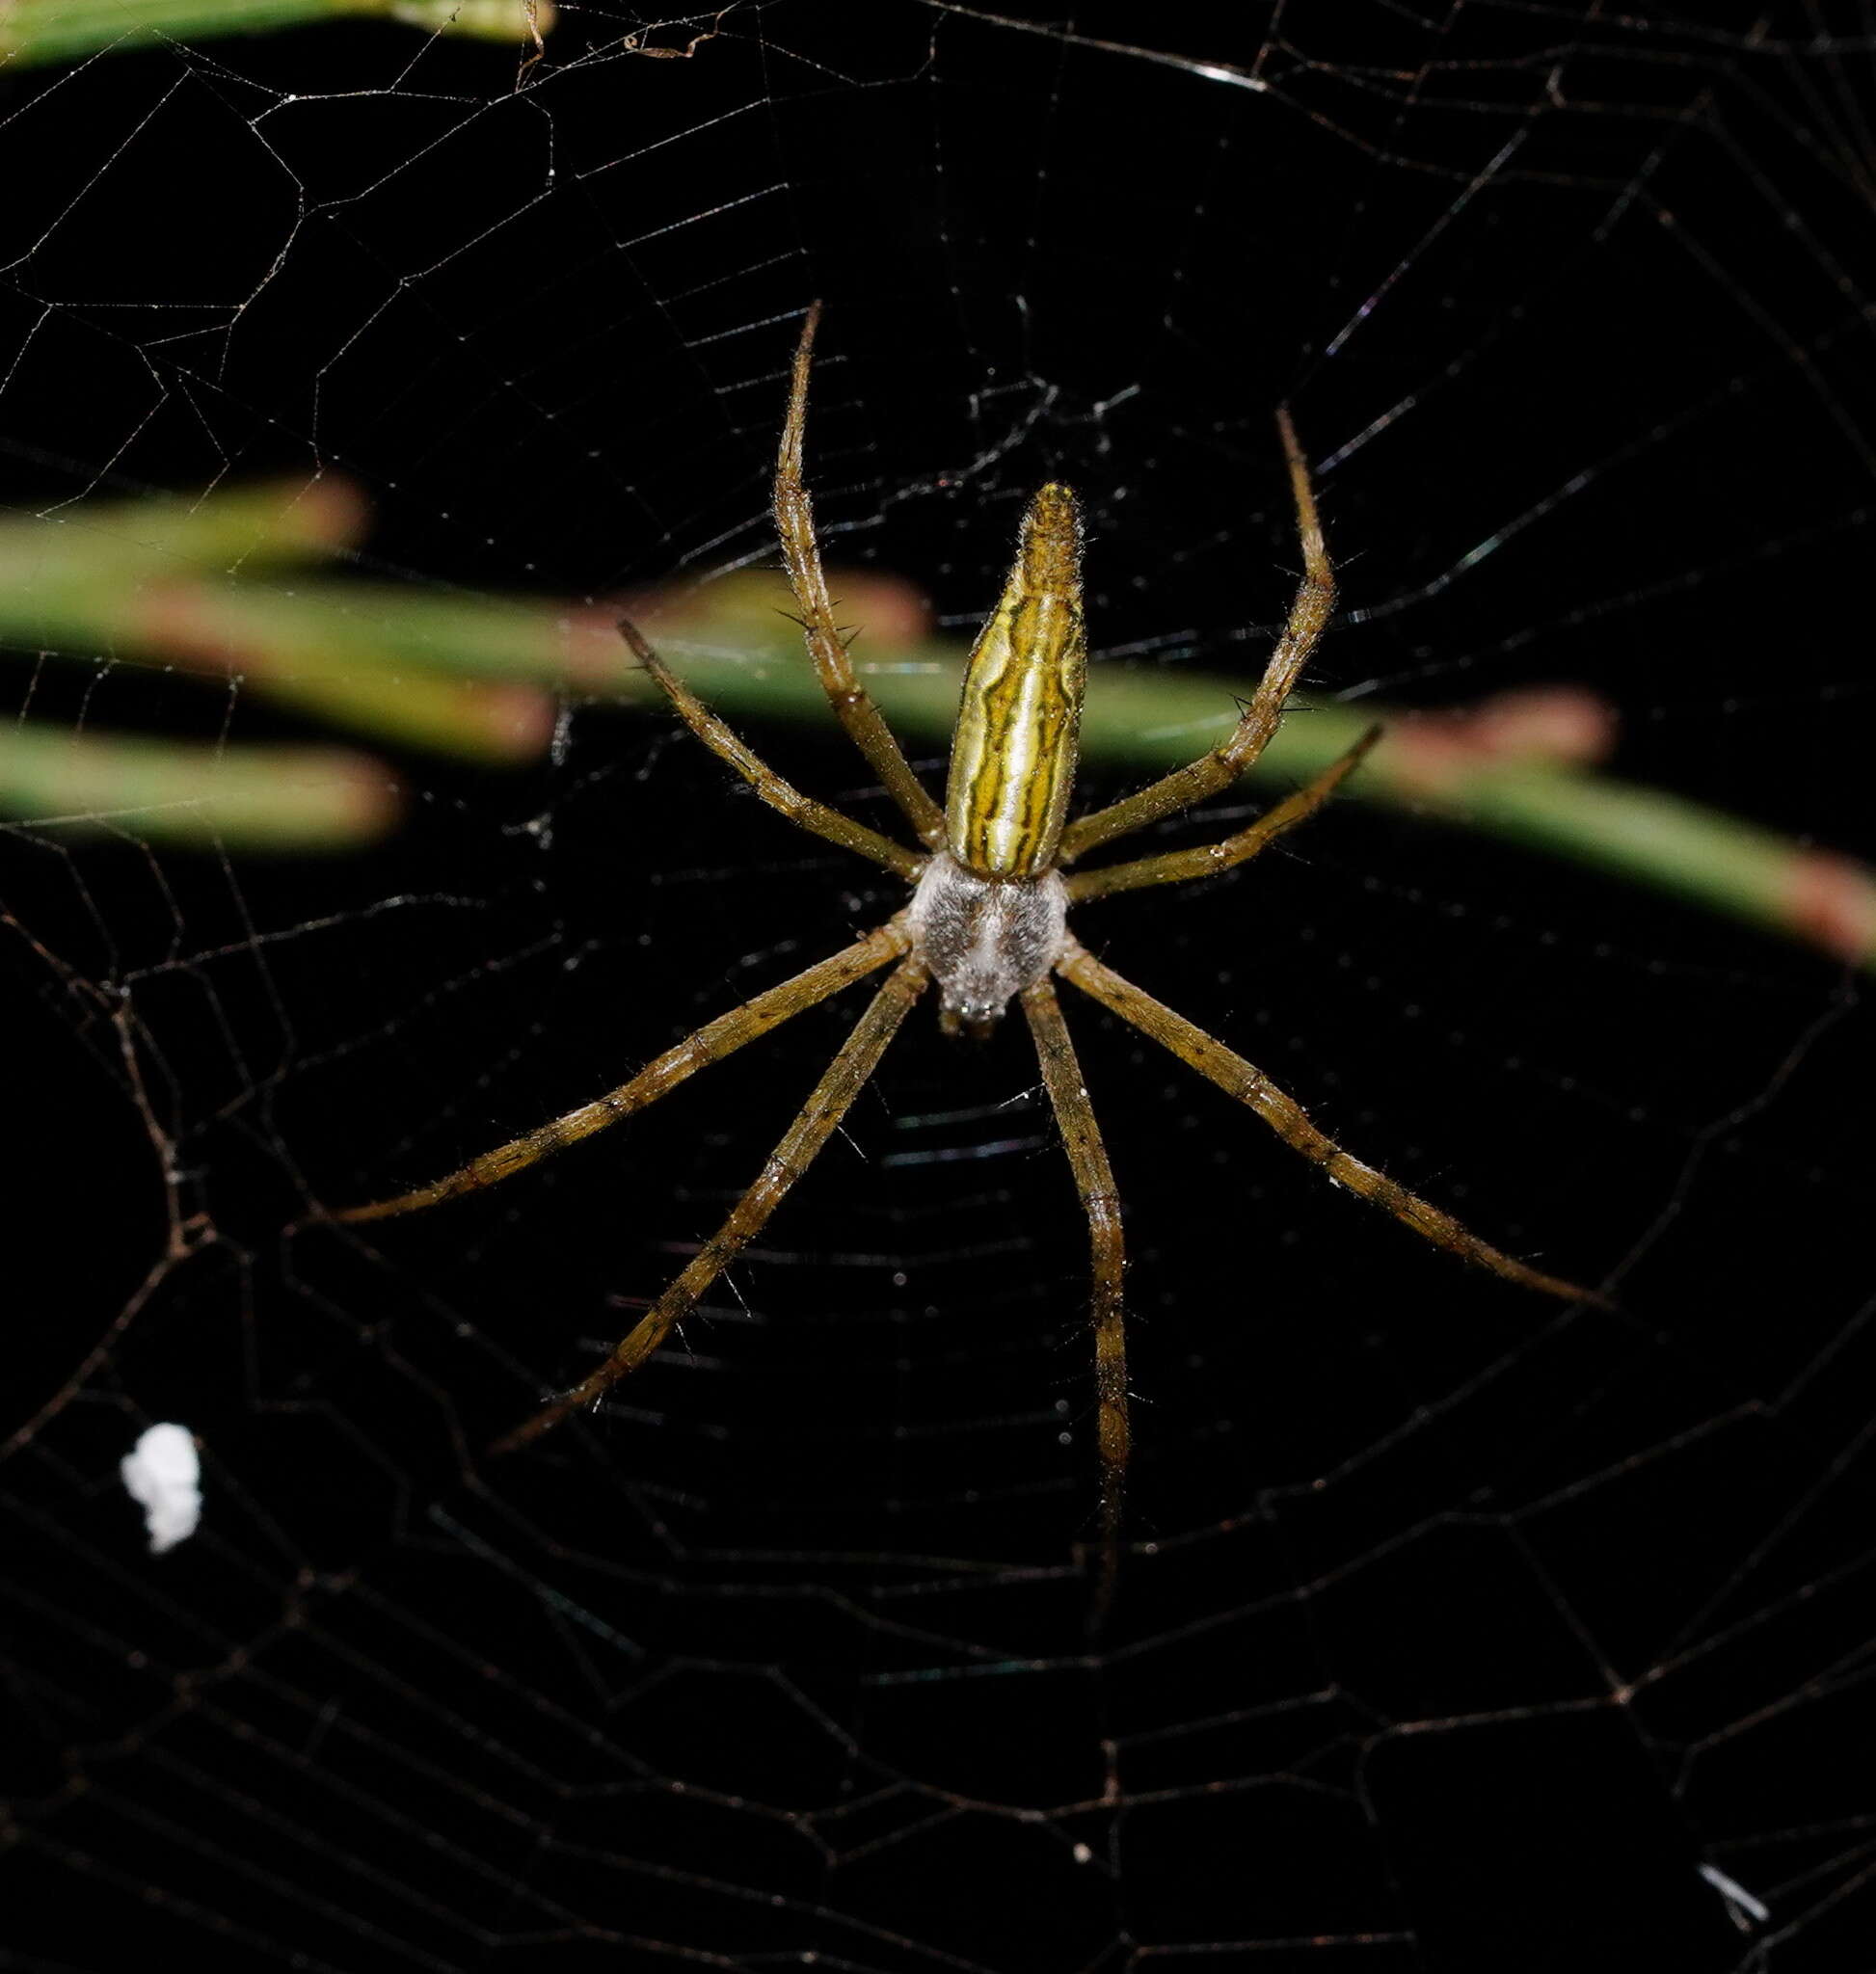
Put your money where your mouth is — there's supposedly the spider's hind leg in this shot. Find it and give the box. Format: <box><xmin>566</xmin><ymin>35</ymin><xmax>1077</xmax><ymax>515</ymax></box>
<box><xmin>1065</xmin><ymin>724</ymin><xmax>1381</xmax><ymax>905</ymax></box>
<box><xmin>1059</xmin><ymin>406</ymin><xmax>1336</xmax><ymax>866</ymax></box>
<box><xmin>623</xmin><ymin>618</ymin><xmax>924</xmax><ymax>880</ymax></box>
<box><xmin>772</xmin><ymin>303</ymin><xmax>948</xmax><ymax>849</ymax></box>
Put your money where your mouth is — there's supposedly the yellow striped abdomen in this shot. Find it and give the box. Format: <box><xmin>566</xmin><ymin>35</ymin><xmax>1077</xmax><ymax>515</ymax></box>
<box><xmin>943</xmin><ymin>482</ymin><xmax>1086</xmax><ymax>878</ymax></box>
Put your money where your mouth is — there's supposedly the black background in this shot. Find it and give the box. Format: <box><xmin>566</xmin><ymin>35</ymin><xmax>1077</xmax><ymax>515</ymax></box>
<box><xmin>3</xmin><ymin>6</ymin><xmax>1872</xmax><ymax>1970</ymax></box>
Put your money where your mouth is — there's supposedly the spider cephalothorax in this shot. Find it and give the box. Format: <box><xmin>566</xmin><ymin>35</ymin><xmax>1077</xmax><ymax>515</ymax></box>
<box><xmin>332</xmin><ymin>303</ymin><xmax>1602</xmax><ymax>1607</ymax></box>
<box><xmin>909</xmin><ymin>852</ymin><xmax>1068</xmax><ymax>1039</ymax></box>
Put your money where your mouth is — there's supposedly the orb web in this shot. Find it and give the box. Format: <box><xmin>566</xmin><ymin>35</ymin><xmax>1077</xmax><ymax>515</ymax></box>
<box><xmin>3</xmin><ymin>7</ymin><xmax>1871</xmax><ymax>1967</ymax></box>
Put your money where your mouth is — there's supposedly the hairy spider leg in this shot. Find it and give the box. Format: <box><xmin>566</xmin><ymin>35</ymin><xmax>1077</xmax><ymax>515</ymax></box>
<box><xmin>332</xmin><ymin>919</ymin><xmax>912</xmax><ymax>1221</ymax></box>
<box><xmin>1059</xmin><ymin>407</ymin><xmax>1335</xmax><ymax>864</ymax></box>
<box><xmin>775</xmin><ymin>303</ymin><xmax>947</xmax><ymax>847</ymax></box>
<box><xmin>493</xmin><ymin>953</ymin><xmax>928</xmax><ymax>1453</ymax></box>
<box><xmin>1066</xmin><ymin>725</ymin><xmax>1382</xmax><ymax>903</ymax></box>
<box><xmin>623</xmin><ymin>619</ymin><xmax>924</xmax><ymax>880</ymax></box>
<box><xmin>1021</xmin><ymin>976</ymin><xmax>1128</xmax><ymax>1617</ymax></box>
<box><xmin>1056</xmin><ymin>938</ymin><xmax>1608</xmax><ymax>1308</ymax></box>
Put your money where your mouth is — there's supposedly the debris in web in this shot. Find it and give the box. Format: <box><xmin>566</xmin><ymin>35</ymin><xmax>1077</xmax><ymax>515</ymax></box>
<box><xmin>120</xmin><ymin>1423</ymin><xmax>201</xmax><ymax>1555</ymax></box>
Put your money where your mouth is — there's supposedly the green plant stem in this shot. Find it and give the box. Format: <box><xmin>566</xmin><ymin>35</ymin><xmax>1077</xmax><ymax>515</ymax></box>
<box><xmin>0</xmin><ymin>0</ymin><xmax>548</xmax><ymax>62</ymax></box>
<box><xmin>840</xmin><ymin>650</ymin><xmax>1875</xmax><ymax>969</ymax></box>
<box><xmin>0</xmin><ymin>489</ymin><xmax>1867</xmax><ymax>964</ymax></box>
<box><xmin>0</xmin><ymin>725</ymin><xmax>397</xmax><ymax>848</ymax></box>
<box><xmin>6</xmin><ymin>572</ymin><xmax>555</xmax><ymax>761</ymax></box>
<box><xmin>0</xmin><ymin>479</ymin><xmax>366</xmax><ymax>582</ymax></box>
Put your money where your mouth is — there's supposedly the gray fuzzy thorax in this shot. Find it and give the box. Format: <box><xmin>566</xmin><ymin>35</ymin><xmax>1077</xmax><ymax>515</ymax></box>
<box><xmin>908</xmin><ymin>852</ymin><xmax>1069</xmax><ymax>1036</ymax></box>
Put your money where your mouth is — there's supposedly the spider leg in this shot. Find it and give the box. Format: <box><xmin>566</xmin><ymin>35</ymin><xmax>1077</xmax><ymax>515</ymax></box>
<box><xmin>1066</xmin><ymin>725</ymin><xmax>1381</xmax><ymax>904</ymax></box>
<box><xmin>1056</xmin><ymin>938</ymin><xmax>1610</xmax><ymax>1309</ymax></box>
<box><xmin>1059</xmin><ymin>407</ymin><xmax>1335</xmax><ymax>865</ymax></box>
<box><xmin>1021</xmin><ymin>977</ymin><xmax>1128</xmax><ymax>1618</ymax></box>
<box><xmin>492</xmin><ymin>952</ymin><xmax>927</xmax><ymax>1454</ymax></box>
<box><xmin>774</xmin><ymin>303</ymin><xmax>948</xmax><ymax>849</ymax></box>
<box><xmin>624</xmin><ymin>618</ymin><xmax>924</xmax><ymax>880</ymax></box>
<box><xmin>329</xmin><ymin>917</ymin><xmax>912</xmax><ymax>1223</ymax></box>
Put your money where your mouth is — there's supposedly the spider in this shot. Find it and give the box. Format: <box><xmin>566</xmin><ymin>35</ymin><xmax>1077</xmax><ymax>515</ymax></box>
<box><xmin>335</xmin><ymin>304</ymin><xmax>1600</xmax><ymax>1581</ymax></box>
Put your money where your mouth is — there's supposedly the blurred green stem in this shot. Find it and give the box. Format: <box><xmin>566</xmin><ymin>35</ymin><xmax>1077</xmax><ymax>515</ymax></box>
<box><xmin>0</xmin><ymin>724</ymin><xmax>397</xmax><ymax>847</ymax></box>
<box><xmin>0</xmin><ymin>481</ymin><xmax>1868</xmax><ymax>968</ymax></box>
<box><xmin>0</xmin><ymin>478</ymin><xmax>365</xmax><ymax>581</ymax></box>
<box><xmin>0</xmin><ymin>0</ymin><xmax>549</xmax><ymax>63</ymax></box>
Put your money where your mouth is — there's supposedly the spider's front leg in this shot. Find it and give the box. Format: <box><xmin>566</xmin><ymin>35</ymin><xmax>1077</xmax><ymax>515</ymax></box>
<box><xmin>1056</xmin><ymin>937</ymin><xmax>1609</xmax><ymax>1309</ymax></box>
<box><xmin>1022</xmin><ymin>977</ymin><xmax>1129</xmax><ymax>1617</ymax></box>
<box><xmin>491</xmin><ymin>954</ymin><xmax>928</xmax><ymax>1454</ymax></box>
<box><xmin>329</xmin><ymin>918</ymin><xmax>913</xmax><ymax>1223</ymax></box>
